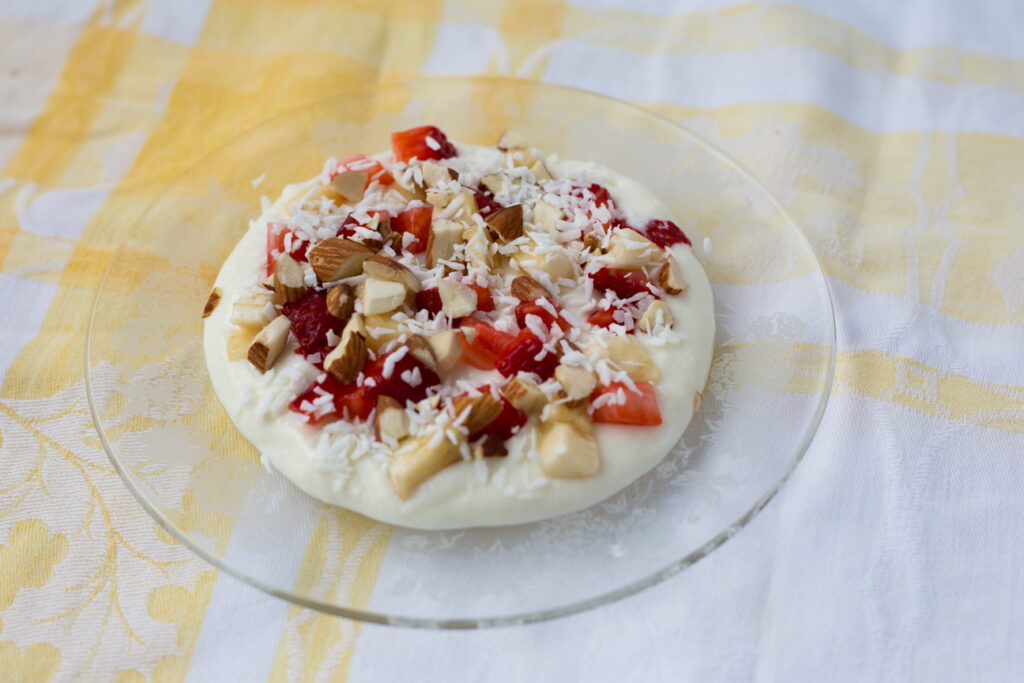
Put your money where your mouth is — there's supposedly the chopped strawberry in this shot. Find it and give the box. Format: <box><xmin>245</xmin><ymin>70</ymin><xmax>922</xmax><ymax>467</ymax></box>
<box><xmin>591</xmin><ymin>381</ymin><xmax>662</xmax><ymax>426</ymax></box>
<box><xmin>471</xmin><ymin>393</ymin><xmax>527</xmax><ymax>442</ymax></box>
<box><xmin>290</xmin><ymin>374</ymin><xmax>374</xmax><ymax>423</ymax></box>
<box><xmin>363</xmin><ymin>350</ymin><xmax>440</xmax><ymax>405</ymax></box>
<box><xmin>473</xmin><ymin>190</ymin><xmax>503</xmax><ymax>217</ymax></box>
<box><xmin>468</xmin><ymin>283</ymin><xmax>495</xmax><ymax>312</ymax></box>
<box><xmin>391</xmin><ymin>125</ymin><xmax>457</xmax><ymax>163</ymax></box>
<box><xmin>458</xmin><ymin>318</ymin><xmax>516</xmax><ymax>370</ymax></box>
<box><xmin>515</xmin><ymin>300</ymin><xmax>571</xmax><ymax>333</ymax></box>
<box><xmin>391</xmin><ymin>205</ymin><xmax>433</xmax><ymax>253</ymax></box>
<box><xmin>337</xmin><ymin>153</ymin><xmax>394</xmax><ymax>187</ymax></box>
<box><xmin>495</xmin><ymin>329</ymin><xmax>558</xmax><ymax>380</ymax></box>
<box><xmin>266</xmin><ymin>222</ymin><xmax>308</xmax><ymax>276</ymax></box>
<box><xmin>282</xmin><ymin>290</ymin><xmax>345</xmax><ymax>357</ymax></box>
<box><xmin>643</xmin><ymin>219</ymin><xmax>691</xmax><ymax>248</ymax></box>
<box><xmin>589</xmin><ymin>267</ymin><xmax>654</xmax><ymax>299</ymax></box>
<box><xmin>586</xmin><ymin>306</ymin><xmax>635</xmax><ymax>332</ymax></box>
<box><xmin>338</xmin><ymin>209</ymin><xmax>390</xmax><ymax>240</ymax></box>
<box><xmin>415</xmin><ymin>287</ymin><xmax>443</xmax><ymax>316</ymax></box>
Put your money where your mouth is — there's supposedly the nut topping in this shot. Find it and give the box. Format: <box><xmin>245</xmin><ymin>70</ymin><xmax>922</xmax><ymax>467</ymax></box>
<box><xmin>485</xmin><ymin>204</ymin><xmax>524</xmax><ymax>242</ymax></box>
<box><xmin>361</xmin><ymin>277</ymin><xmax>407</xmax><ymax>315</ymax></box>
<box><xmin>374</xmin><ymin>395</ymin><xmax>410</xmax><ymax>442</ymax></box>
<box><xmin>323</xmin><ymin>313</ymin><xmax>367</xmax><ymax>383</ymax></box>
<box><xmin>554</xmin><ymin>364</ymin><xmax>597</xmax><ymax>401</ymax></box>
<box><xmin>407</xmin><ymin>334</ymin><xmax>439</xmax><ymax>373</ymax></box>
<box><xmin>497</xmin><ymin>128</ymin><xmax>530</xmax><ymax>151</ymax></box>
<box><xmin>202</xmin><ymin>288</ymin><xmax>221</xmax><ymax>318</ymax></box>
<box><xmin>451</xmin><ymin>393</ymin><xmax>504</xmax><ymax>434</ymax></box>
<box><xmin>426</xmin><ymin>330</ymin><xmax>463</xmax><ymax>372</ymax></box>
<box><xmin>501</xmin><ymin>375</ymin><xmax>546</xmax><ymax>414</ymax></box>
<box><xmin>247</xmin><ymin>316</ymin><xmax>291</xmax><ymax>374</ymax></box>
<box><xmin>509</xmin><ymin>275</ymin><xmax>548</xmax><ymax>302</ymax></box>
<box><xmin>307</xmin><ymin>237</ymin><xmax>375</xmax><ymax>283</ymax></box>
<box><xmin>426</xmin><ymin>218</ymin><xmax>464</xmax><ymax>268</ymax></box>
<box><xmin>388</xmin><ymin>429</ymin><xmax>462</xmax><ymax>500</ymax></box>
<box><xmin>362</xmin><ymin>255</ymin><xmax>421</xmax><ymax>292</ymax></box>
<box><xmin>325</xmin><ymin>283</ymin><xmax>355</xmax><ymax>320</ymax></box>
<box><xmin>272</xmin><ymin>252</ymin><xmax>306</xmax><ymax>303</ymax></box>
<box><xmin>658</xmin><ymin>255</ymin><xmax>688</xmax><ymax>295</ymax></box>
<box><xmin>637</xmin><ymin>300</ymin><xmax>674</xmax><ymax>332</ymax></box>
<box><xmin>532</xmin><ymin>199</ymin><xmax>561</xmax><ymax>232</ymax></box>
<box><xmin>329</xmin><ymin>170</ymin><xmax>368</xmax><ymax>203</ymax></box>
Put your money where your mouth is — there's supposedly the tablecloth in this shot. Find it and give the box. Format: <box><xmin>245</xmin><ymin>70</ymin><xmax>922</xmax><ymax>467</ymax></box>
<box><xmin>1</xmin><ymin>0</ymin><xmax>1022</xmax><ymax>680</ymax></box>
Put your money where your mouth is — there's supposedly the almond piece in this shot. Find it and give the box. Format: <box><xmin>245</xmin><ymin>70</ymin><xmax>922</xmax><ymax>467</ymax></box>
<box><xmin>202</xmin><ymin>288</ymin><xmax>221</xmax><ymax>318</ymax></box>
<box><xmin>501</xmin><ymin>375</ymin><xmax>547</xmax><ymax>414</ymax></box>
<box><xmin>451</xmin><ymin>393</ymin><xmax>503</xmax><ymax>434</ymax></box>
<box><xmin>607</xmin><ymin>227</ymin><xmax>662</xmax><ymax>269</ymax></box>
<box><xmin>361</xmin><ymin>277</ymin><xmax>407</xmax><ymax>315</ymax></box>
<box><xmin>325</xmin><ymin>282</ymin><xmax>355</xmax><ymax>320</ymax></box>
<box><xmin>231</xmin><ymin>292</ymin><xmax>272</xmax><ymax>326</ymax></box>
<box><xmin>555</xmin><ymin>364</ymin><xmax>597</xmax><ymax>401</ymax></box>
<box><xmin>497</xmin><ymin>128</ymin><xmax>530</xmax><ymax>151</ymax></box>
<box><xmin>473</xmin><ymin>436</ymin><xmax>507</xmax><ymax>460</ymax></box>
<box><xmin>693</xmin><ymin>391</ymin><xmax>702</xmax><ymax>413</ymax></box>
<box><xmin>362</xmin><ymin>255</ymin><xmax>421</xmax><ymax>292</ymax></box>
<box><xmin>247</xmin><ymin>316</ymin><xmax>291</xmax><ymax>373</ymax></box>
<box><xmin>273</xmin><ymin>252</ymin><xmax>306</xmax><ymax>303</ymax></box>
<box><xmin>582</xmin><ymin>233</ymin><xmax>604</xmax><ymax>253</ymax></box>
<box><xmin>480</xmin><ymin>173</ymin><xmax>505</xmax><ymax>194</ymax></box>
<box><xmin>425</xmin><ymin>189</ymin><xmax>455</xmax><ymax>209</ymax></box>
<box><xmin>324</xmin><ymin>313</ymin><xmax>367</xmax><ymax>383</ymax></box>
<box><xmin>407</xmin><ymin>334</ymin><xmax>439</xmax><ymax>373</ymax></box>
<box><xmin>420</xmin><ymin>162</ymin><xmax>458</xmax><ymax>188</ymax></box>
<box><xmin>438</xmin><ymin>279</ymin><xmax>478</xmax><ymax>318</ymax></box>
<box><xmin>658</xmin><ymin>255</ymin><xmax>688</xmax><ymax>295</ymax></box>
<box><xmin>530</xmin><ymin>160</ymin><xmax>553</xmax><ymax>181</ymax></box>
<box><xmin>363</xmin><ymin>313</ymin><xmax>402</xmax><ymax>352</ymax></box>
<box><xmin>637</xmin><ymin>300</ymin><xmax>674</xmax><ymax>333</ymax></box>
<box><xmin>307</xmin><ymin>237</ymin><xmax>375</xmax><ymax>283</ymax></box>
<box><xmin>426</xmin><ymin>218</ymin><xmax>464</xmax><ymax>268</ymax></box>
<box><xmin>538</xmin><ymin>419</ymin><xmax>600</xmax><ymax>479</ymax></box>
<box><xmin>374</xmin><ymin>395</ymin><xmax>410</xmax><ymax>442</ymax></box>
<box><xmin>485</xmin><ymin>204</ymin><xmax>524</xmax><ymax>242</ymax></box>
<box><xmin>388</xmin><ymin>430</ymin><xmax>462</xmax><ymax>500</ymax></box>
<box><xmin>532</xmin><ymin>199</ymin><xmax>562</xmax><ymax>232</ymax></box>
<box><xmin>330</xmin><ymin>170</ymin><xmax>368</xmax><ymax>203</ymax></box>
<box><xmin>426</xmin><ymin>330</ymin><xmax>462</xmax><ymax>372</ymax></box>
<box><xmin>510</xmin><ymin>275</ymin><xmax>549</xmax><ymax>302</ymax></box>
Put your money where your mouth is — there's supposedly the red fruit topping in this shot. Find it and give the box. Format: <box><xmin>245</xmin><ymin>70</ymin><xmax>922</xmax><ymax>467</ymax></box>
<box><xmin>515</xmin><ymin>300</ymin><xmax>571</xmax><ymax>333</ymax></box>
<box><xmin>458</xmin><ymin>318</ymin><xmax>516</xmax><ymax>370</ymax></box>
<box><xmin>338</xmin><ymin>153</ymin><xmax>394</xmax><ymax>187</ymax></box>
<box><xmin>591</xmin><ymin>381</ymin><xmax>662</xmax><ymax>426</ymax></box>
<box><xmin>282</xmin><ymin>290</ymin><xmax>345</xmax><ymax>357</ymax></box>
<box><xmin>467</xmin><ymin>283</ymin><xmax>495</xmax><ymax>312</ymax></box>
<box><xmin>363</xmin><ymin>350</ymin><xmax>441</xmax><ymax>405</ymax></box>
<box><xmin>391</xmin><ymin>125</ymin><xmax>457</xmax><ymax>163</ymax></box>
<box><xmin>415</xmin><ymin>287</ymin><xmax>443</xmax><ymax>316</ymax></box>
<box><xmin>290</xmin><ymin>374</ymin><xmax>374</xmax><ymax>423</ymax></box>
<box><xmin>473</xmin><ymin>190</ymin><xmax>503</xmax><ymax>217</ymax></box>
<box><xmin>589</xmin><ymin>267</ymin><xmax>654</xmax><ymax>299</ymax></box>
<box><xmin>391</xmin><ymin>205</ymin><xmax>433</xmax><ymax>253</ymax></box>
<box><xmin>338</xmin><ymin>209</ymin><xmax>390</xmax><ymax>240</ymax></box>
<box><xmin>586</xmin><ymin>306</ymin><xmax>635</xmax><ymax>332</ymax></box>
<box><xmin>495</xmin><ymin>329</ymin><xmax>558</xmax><ymax>380</ymax></box>
<box><xmin>471</xmin><ymin>393</ymin><xmax>527</xmax><ymax>442</ymax></box>
<box><xmin>643</xmin><ymin>219</ymin><xmax>691</xmax><ymax>248</ymax></box>
<box><xmin>266</xmin><ymin>222</ymin><xmax>309</xmax><ymax>276</ymax></box>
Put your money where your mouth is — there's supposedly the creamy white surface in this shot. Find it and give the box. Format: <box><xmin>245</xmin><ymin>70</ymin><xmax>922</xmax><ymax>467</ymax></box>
<box><xmin>203</xmin><ymin>148</ymin><xmax>715</xmax><ymax>529</ymax></box>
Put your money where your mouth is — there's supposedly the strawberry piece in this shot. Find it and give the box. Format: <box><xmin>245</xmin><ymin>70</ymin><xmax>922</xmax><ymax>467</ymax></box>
<box><xmin>515</xmin><ymin>300</ymin><xmax>571</xmax><ymax>333</ymax></box>
<box><xmin>586</xmin><ymin>306</ymin><xmax>636</xmax><ymax>332</ymax></box>
<box><xmin>363</xmin><ymin>350</ymin><xmax>440</xmax><ymax>405</ymax></box>
<box><xmin>468</xmin><ymin>283</ymin><xmax>495</xmax><ymax>312</ymax></box>
<box><xmin>290</xmin><ymin>374</ymin><xmax>375</xmax><ymax>423</ymax></box>
<box><xmin>391</xmin><ymin>125</ymin><xmax>457</xmax><ymax>163</ymax></box>
<box><xmin>392</xmin><ymin>205</ymin><xmax>432</xmax><ymax>253</ymax></box>
<box><xmin>473</xmin><ymin>190</ymin><xmax>503</xmax><ymax>217</ymax></box>
<box><xmin>643</xmin><ymin>219</ymin><xmax>691</xmax><ymax>248</ymax></box>
<box><xmin>415</xmin><ymin>287</ymin><xmax>443</xmax><ymax>316</ymax></box>
<box><xmin>281</xmin><ymin>290</ymin><xmax>345</xmax><ymax>357</ymax></box>
<box><xmin>458</xmin><ymin>318</ymin><xmax>516</xmax><ymax>370</ymax></box>
<box><xmin>589</xmin><ymin>267</ymin><xmax>653</xmax><ymax>299</ymax></box>
<box><xmin>338</xmin><ymin>153</ymin><xmax>394</xmax><ymax>187</ymax></box>
<box><xmin>495</xmin><ymin>329</ymin><xmax>558</xmax><ymax>380</ymax></box>
<box><xmin>266</xmin><ymin>222</ymin><xmax>309</xmax><ymax>276</ymax></box>
<box><xmin>470</xmin><ymin>393</ymin><xmax>527</xmax><ymax>442</ymax></box>
<box><xmin>591</xmin><ymin>382</ymin><xmax>662</xmax><ymax>426</ymax></box>
<box><xmin>338</xmin><ymin>209</ymin><xmax>390</xmax><ymax>240</ymax></box>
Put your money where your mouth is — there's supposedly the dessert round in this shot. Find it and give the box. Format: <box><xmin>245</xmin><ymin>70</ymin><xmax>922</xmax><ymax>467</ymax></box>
<box><xmin>202</xmin><ymin>125</ymin><xmax>715</xmax><ymax>529</ymax></box>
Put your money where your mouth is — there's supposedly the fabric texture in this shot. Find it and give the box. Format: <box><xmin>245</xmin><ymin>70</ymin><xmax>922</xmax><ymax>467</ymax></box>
<box><xmin>1</xmin><ymin>0</ymin><xmax>1022</xmax><ymax>680</ymax></box>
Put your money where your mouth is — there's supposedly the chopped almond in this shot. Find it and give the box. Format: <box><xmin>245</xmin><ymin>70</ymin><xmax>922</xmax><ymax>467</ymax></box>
<box><xmin>273</xmin><ymin>252</ymin><xmax>306</xmax><ymax>303</ymax></box>
<box><xmin>374</xmin><ymin>395</ymin><xmax>410</xmax><ymax>442</ymax></box>
<box><xmin>658</xmin><ymin>255</ymin><xmax>688</xmax><ymax>295</ymax></box>
<box><xmin>330</xmin><ymin>170</ymin><xmax>369</xmax><ymax>203</ymax></box>
<box><xmin>323</xmin><ymin>314</ymin><xmax>367</xmax><ymax>383</ymax></box>
<box><xmin>420</xmin><ymin>162</ymin><xmax>458</xmax><ymax>188</ymax></box>
<box><xmin>426</xmin><ymin>218</ymin><xmax>464</xmax><ymax>268</ymax></box>
<box><xmin>451</xmin><ymin>393</ymin><xmax>503</xmax><ymax>434</ymax></box>
<box><xmin>438</xmin><ymin>279</ymin><xmax>477</xmax><ymax>318</ymax></box>
<box><xmin>462</xmin><ymin>222</ymin><xmax>493</xmax><ymax>270</ymax></box>
<box><xmin>532</xmin><ymin>199</ymin><xmax>562</xmax><ymax>232</ymax></box>
<box><xmin>247</xmin><ymin>316</ymin><xmax>291</xmax><ymax>373</ymax></box>
<box><xmin>582</xmin><ymin>233</ymin><xmax>603</xmax><ymax>253</ymax></box>
<box><xmin>510</xmin><ymin>275</ymin><xmax>549</xmax><ymax>302</ymax></box>
<box><xmin>231</xmin><ymin>292</ymin><xmax>273</xmax><ymax>326</ymax></box>
<box><xmin>501</xmin><ymin>375</ymin><xmax>546</xmax><ymax>414</ymax></box>
<box><xmin>307</xmin><ymin>237</ymin><xmax>375</xmax><ymax>283</ymax></box>
<box><xmin>407</xmin><ymin>334</ymin><xmax>439</xmax><ymax>373</ymax></box>
<box><xmin>637</xmin><ymin>300</ymin><xmax>674</xmax><ymax>332</ymax></box>
<box><xmin>555</xmin><ymin>364</ymin><xmax>597</xmax><ymax>401</ymax></box>
<box><xmin>485</xmin><ymin>204</ymin><xmax>524</xmax><ymax>242</ymax></box>
<box><xmin>362</xmin><ymin>255</ymin><xmax>421</xmax><ymax>292</ymax></box>
<box><xmin>361</xmin><ymin>277</ymin><xmax>407</xmax><ymax>315</ymax></box>
<box><xmin>426</xmin><ymin>330</ymin><xmax>462</xmax><ymax>372</ymax></box>
<box><xmin>480</xmin><ymin>173</ymin><xmax>505</xmax><ymax>194</ymax></box>
<box><xmin>325</xmin><ymin>282</ymin><xmax>355</xmax><ymax>320</ymax></box>
<box><xmin>693</xmin><ymin>391</ymin><xmax>702</xmax><ymax>413</ymax></box>
<box><xmin>202</xmin><ymin>288</ymin><xmax>221</xmax><ymax>318</ymax></box>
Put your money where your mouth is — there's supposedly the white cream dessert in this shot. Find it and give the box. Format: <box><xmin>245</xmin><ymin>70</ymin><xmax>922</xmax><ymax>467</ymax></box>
<box><xmin>202</xmin><ymin>125</ymin><xmax>715</xmax><ymax>530</ymax></box>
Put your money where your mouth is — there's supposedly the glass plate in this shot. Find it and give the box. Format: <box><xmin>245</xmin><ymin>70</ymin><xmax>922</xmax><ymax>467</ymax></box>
<box><xmin>85</xmin><ymin>76</ymin><xmax>835</xmax><ymax>628</ymax></box>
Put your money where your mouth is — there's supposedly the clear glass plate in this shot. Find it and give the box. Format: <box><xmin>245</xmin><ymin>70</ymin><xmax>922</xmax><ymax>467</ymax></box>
<box><xmin>85</xmin><ymin>76</ymin><xmax>835</xmax><ymax>628</ymax></box>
